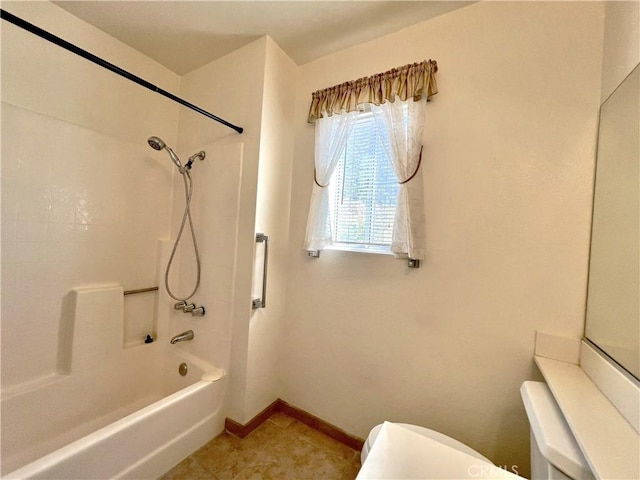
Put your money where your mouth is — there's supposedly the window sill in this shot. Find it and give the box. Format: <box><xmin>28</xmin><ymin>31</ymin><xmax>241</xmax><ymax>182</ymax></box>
<box><xmin>325</xmin><ymin>244</ymin><xmax>393</xmax><ymax>256</ymax></box>
<box><xmin>308</xmin><ymin>246</ymin><xmax>419</xmax><ymax>267</ymax></box>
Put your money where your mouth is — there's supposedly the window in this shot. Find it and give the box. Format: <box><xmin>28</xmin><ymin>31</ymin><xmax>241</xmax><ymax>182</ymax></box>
<box><xmin>327</xmin><ymin>110</ymin><xmax>398</xmax><ymax>254</ymax></box>
<box><xmin>305</xmin><ymin>60</ymin><xmax>435</xmax><ymax>260</ymax></box>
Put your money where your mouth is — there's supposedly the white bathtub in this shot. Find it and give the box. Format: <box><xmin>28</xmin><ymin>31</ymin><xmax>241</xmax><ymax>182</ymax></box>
<box><xmin>2</xmin><ymin>346</ymin><xmax>225</xmax><ymax>479</ymax></box>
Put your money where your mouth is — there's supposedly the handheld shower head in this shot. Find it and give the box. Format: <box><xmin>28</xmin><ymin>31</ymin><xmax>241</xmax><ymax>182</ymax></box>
<box><xmin>147</xmin><ymin>136</ymin><xmax>182</xmax><ymax>170</ymax></box>
<box><xmin>147</xmin><ymin>136</ymin><xmax>165</xmax><ymax>151</ymax></box>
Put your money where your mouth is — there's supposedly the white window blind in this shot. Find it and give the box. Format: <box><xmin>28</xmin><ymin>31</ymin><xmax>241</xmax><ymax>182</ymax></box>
<box><xmin>328</xmin><ymin>111</ymin><xmax>398</xmax><ymax>253</ymax></box>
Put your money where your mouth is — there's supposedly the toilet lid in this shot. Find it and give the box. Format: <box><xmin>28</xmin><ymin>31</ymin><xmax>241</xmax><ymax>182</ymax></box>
<box><xmin>358</xmin><ymin>423</ymin><xmax>518</xmax><ymax>480</ymax></box>
<box><xmin>366</xmin><ymin>423</ymin><xmax>492</xmax><ymax>464</ymax></box>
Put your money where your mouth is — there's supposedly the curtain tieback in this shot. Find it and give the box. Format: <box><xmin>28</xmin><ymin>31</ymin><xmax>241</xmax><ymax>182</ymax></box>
<box><xmin>314</xmin><ymin>168</ymin><xmax>329</xmax><ymax>188</ymax></box>
<box><xmin>398</xmin><ymin>146</ymin><xmax>423</xmax><ymax>185</ymax></box>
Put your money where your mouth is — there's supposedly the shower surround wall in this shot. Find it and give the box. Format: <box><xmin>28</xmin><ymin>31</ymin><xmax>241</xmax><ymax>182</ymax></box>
<box><xmin>165</xmin><ymin>140</ymin><xmax>243</xmax><ymax>373</ymax></box>
<box><xmin>1</xmin><ymin>1</ymin><xmax>179</xmax><ymax>390</ymax></box>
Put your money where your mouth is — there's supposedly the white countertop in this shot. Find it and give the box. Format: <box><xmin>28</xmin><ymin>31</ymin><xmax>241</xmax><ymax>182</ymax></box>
<box><xmin>535</xmin><ymin>355</ymin><xmax>640</xmax><ymax>479</ymax></box>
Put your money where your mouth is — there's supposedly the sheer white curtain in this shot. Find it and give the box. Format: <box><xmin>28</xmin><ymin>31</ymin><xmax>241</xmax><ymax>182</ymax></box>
<box><xmin>304</xmin><ymin>111</ymin><xmax>359</xmax><ymax>251</ymax></box>
<box><xmin>371</xmin><ymin>98</ymin><xmax>427</xmax><ymax>259</ymax></box>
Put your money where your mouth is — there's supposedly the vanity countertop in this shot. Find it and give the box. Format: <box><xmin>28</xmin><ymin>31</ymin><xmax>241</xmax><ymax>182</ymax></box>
<box><xmin>535</xmin><ymin>355</ymin><xmax>639</xmax><ymax>480</ymax></box>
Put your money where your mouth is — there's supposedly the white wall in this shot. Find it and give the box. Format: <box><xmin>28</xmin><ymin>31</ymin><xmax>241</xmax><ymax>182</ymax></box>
<box><xmin>246</xmin><ymin>38</ymin><xmax>297</xmax><ymax>419</ymax></box>
<box><xmin>281</xmin><ymin>2</ymin><xmax>604</xmax><ymax>476</ymax></box>
<box><xmin>1</xmin><ymin>1</ymin><xmax>180</xmax><ymax>388</ymax></box>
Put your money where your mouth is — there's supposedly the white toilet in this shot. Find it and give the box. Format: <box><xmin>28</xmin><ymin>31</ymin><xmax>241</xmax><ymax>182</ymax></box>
<box><xmin>520</xmin><ymin>381</ymin><xmax>594</xmax><ymax>480</ymax></box>
<box><xmin>361</xmin><ymin>422</ymin><xmax>493</xmax><ymax>465</ymax></box>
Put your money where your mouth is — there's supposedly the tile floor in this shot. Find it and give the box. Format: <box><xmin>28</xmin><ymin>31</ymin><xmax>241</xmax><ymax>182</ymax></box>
<box><xmin>160</xmin><ymin>412</ymin><xmax>362</xmax><ymax>480</ymax></box>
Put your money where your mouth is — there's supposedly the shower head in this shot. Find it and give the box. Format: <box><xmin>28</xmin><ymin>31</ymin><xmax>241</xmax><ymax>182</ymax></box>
<box><xmin>147</xmin><ymin>136</ymin><xmax>166</xmax><ymax>151</ymax></box>
<box><xmin>147</xmin><ymin>136</ymin><xmax>182</xmax><ymax>171</ymax></box>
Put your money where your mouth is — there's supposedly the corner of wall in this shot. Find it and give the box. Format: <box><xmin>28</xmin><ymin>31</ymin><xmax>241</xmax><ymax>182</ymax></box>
<box><xmin>600</xmin><ymin>1</ymin><xmax>640</xmax><ymax>102</ymax></box>
<box><xmin>242</xmin><ymin>34</ymin><xmax>298</xmax><ymax>422</ymax></box>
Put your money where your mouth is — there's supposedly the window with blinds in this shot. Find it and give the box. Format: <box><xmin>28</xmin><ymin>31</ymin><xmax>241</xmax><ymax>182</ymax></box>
<box><xmin>328</xmin><ymin>111</ymin><xmax>398</xmax><ymax>253</ymax></box>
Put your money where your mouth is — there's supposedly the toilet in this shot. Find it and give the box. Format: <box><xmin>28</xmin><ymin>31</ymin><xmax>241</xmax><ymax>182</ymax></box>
<box><xmin>520</xmin><ymin>381</ymin><xmax>594</xmax><ymax>480</ymax></box>
<box><xmin>361</xmin><ymin>422</ymin><xmax>493</xmax><ymax>465</ymax></box>
<box><xmin>361</xmin><ymin>381</ymin><xmax>594</xmax><ymax>479</ymax></box>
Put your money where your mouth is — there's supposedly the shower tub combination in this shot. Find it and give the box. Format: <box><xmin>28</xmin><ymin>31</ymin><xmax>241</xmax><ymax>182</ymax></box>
<box><xmin>1</xmin><ymin>10</ymin><xmax>243</xmax><ymax>476</ymax></box>
<box><xmin>1</xmin><ymin>137</ymin><xmax>226</xmax><ymax>478</ymax></box>
<box><xmin>2</xmin><ymin>0</ymin><xmax>244</xmax><ymax>461</ymax></box>
<box><xmin>1</xmin><ymin>284</ymin><xmax>226</xmax><ymax>480</ymax></box>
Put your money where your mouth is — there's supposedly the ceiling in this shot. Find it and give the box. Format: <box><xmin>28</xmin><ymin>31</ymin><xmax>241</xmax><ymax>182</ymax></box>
<box><xmin>53</xmin><ymin>1</ymin><xmax>474</xmax><ymax>75</ymax></box>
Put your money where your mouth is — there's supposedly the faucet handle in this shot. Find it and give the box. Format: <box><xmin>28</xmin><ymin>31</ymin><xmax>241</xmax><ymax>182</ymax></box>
<box><xmin>174</xmin><ymin>301</ymin><xmax>187</xmax><ymax>310</ymax></box>
<box><xmin>183</xmin><ymin>303</ymin><xmax>196</xmax><ymax>313</ymax></box>
<box><xmin>191</xmin><ymin>306</ymin><xmax>205</xmax><ymax>316</ymax></box>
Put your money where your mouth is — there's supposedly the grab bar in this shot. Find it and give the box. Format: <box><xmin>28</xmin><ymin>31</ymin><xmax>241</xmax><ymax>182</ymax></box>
<box><xmin>252</xmin><ymin>233</ymin><xmax>269</xmax><ymax>309</ymax></box>
<box><xmin>123</xmin><ymin>287</ymin><xmax>159</xmax><ymax>296</ymax></box>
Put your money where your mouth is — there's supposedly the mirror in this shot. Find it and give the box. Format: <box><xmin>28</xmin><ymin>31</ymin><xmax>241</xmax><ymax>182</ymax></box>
<box><xmin>585</xmin><ymin>63</ymin><xmax>639</xmax><ymax>380</ymax></box>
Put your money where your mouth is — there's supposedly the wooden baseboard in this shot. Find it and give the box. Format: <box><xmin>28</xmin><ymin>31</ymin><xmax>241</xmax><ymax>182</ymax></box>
<box><xmin>277</xmin><ymin>399</ymin><xmax>365</xmax><ymax>451</ymax></box>
<box><xmin>225</xmin><ymin>399</ymin><xmax>365</xmax><ymax>451</ymax></box>
<box><xmin>224</xmin><ymin>399</ymin><xmax>280</xmax><ymax>439</ymax></box>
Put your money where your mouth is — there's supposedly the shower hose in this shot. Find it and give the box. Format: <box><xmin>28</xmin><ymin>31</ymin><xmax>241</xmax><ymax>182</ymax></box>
<box><xmin>165</xmin><ymin>169</ymin><xmax>201</xmax><ymax>302</ymax></box>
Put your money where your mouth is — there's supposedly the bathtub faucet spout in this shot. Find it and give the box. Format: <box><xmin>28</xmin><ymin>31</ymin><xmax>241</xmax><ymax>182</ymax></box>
<box><xmin>170</xmin><ymin>330</ymin><xmax>194</xmax><ymax>344</ymax></box>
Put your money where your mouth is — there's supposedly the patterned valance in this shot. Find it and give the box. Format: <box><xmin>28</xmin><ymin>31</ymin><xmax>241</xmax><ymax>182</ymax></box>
<box><xmin>307</xmin><ymin>59</ymin><xmax>438</xmax><ymax>122</ymax></box>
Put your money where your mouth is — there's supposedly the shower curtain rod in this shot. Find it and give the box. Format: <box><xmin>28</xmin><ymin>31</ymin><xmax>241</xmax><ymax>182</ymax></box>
<box><xmin>0</xmin><ymin>9</ymin><xmax>244</xmax><ymax>134</ymax></box>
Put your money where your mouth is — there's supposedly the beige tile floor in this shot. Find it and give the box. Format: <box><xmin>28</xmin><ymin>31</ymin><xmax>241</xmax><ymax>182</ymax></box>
<box><xmin>160</xmin><ymin>412</ymin><xmax>362</xmax><ymax>480</ymax></box>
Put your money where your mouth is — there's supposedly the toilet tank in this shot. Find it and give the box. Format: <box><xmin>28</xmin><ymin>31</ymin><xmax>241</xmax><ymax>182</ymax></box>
<box><xmin>520</xmin><ymin>382</ymin><xmax>594</xmax><ymax>480</ymax></box>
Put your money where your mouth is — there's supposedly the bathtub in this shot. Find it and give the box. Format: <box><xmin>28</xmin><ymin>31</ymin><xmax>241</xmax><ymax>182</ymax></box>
<box><xmin>2</xmin><ymin>345</ymin><xmax>225</xmax><ymax>479</ymax></box>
